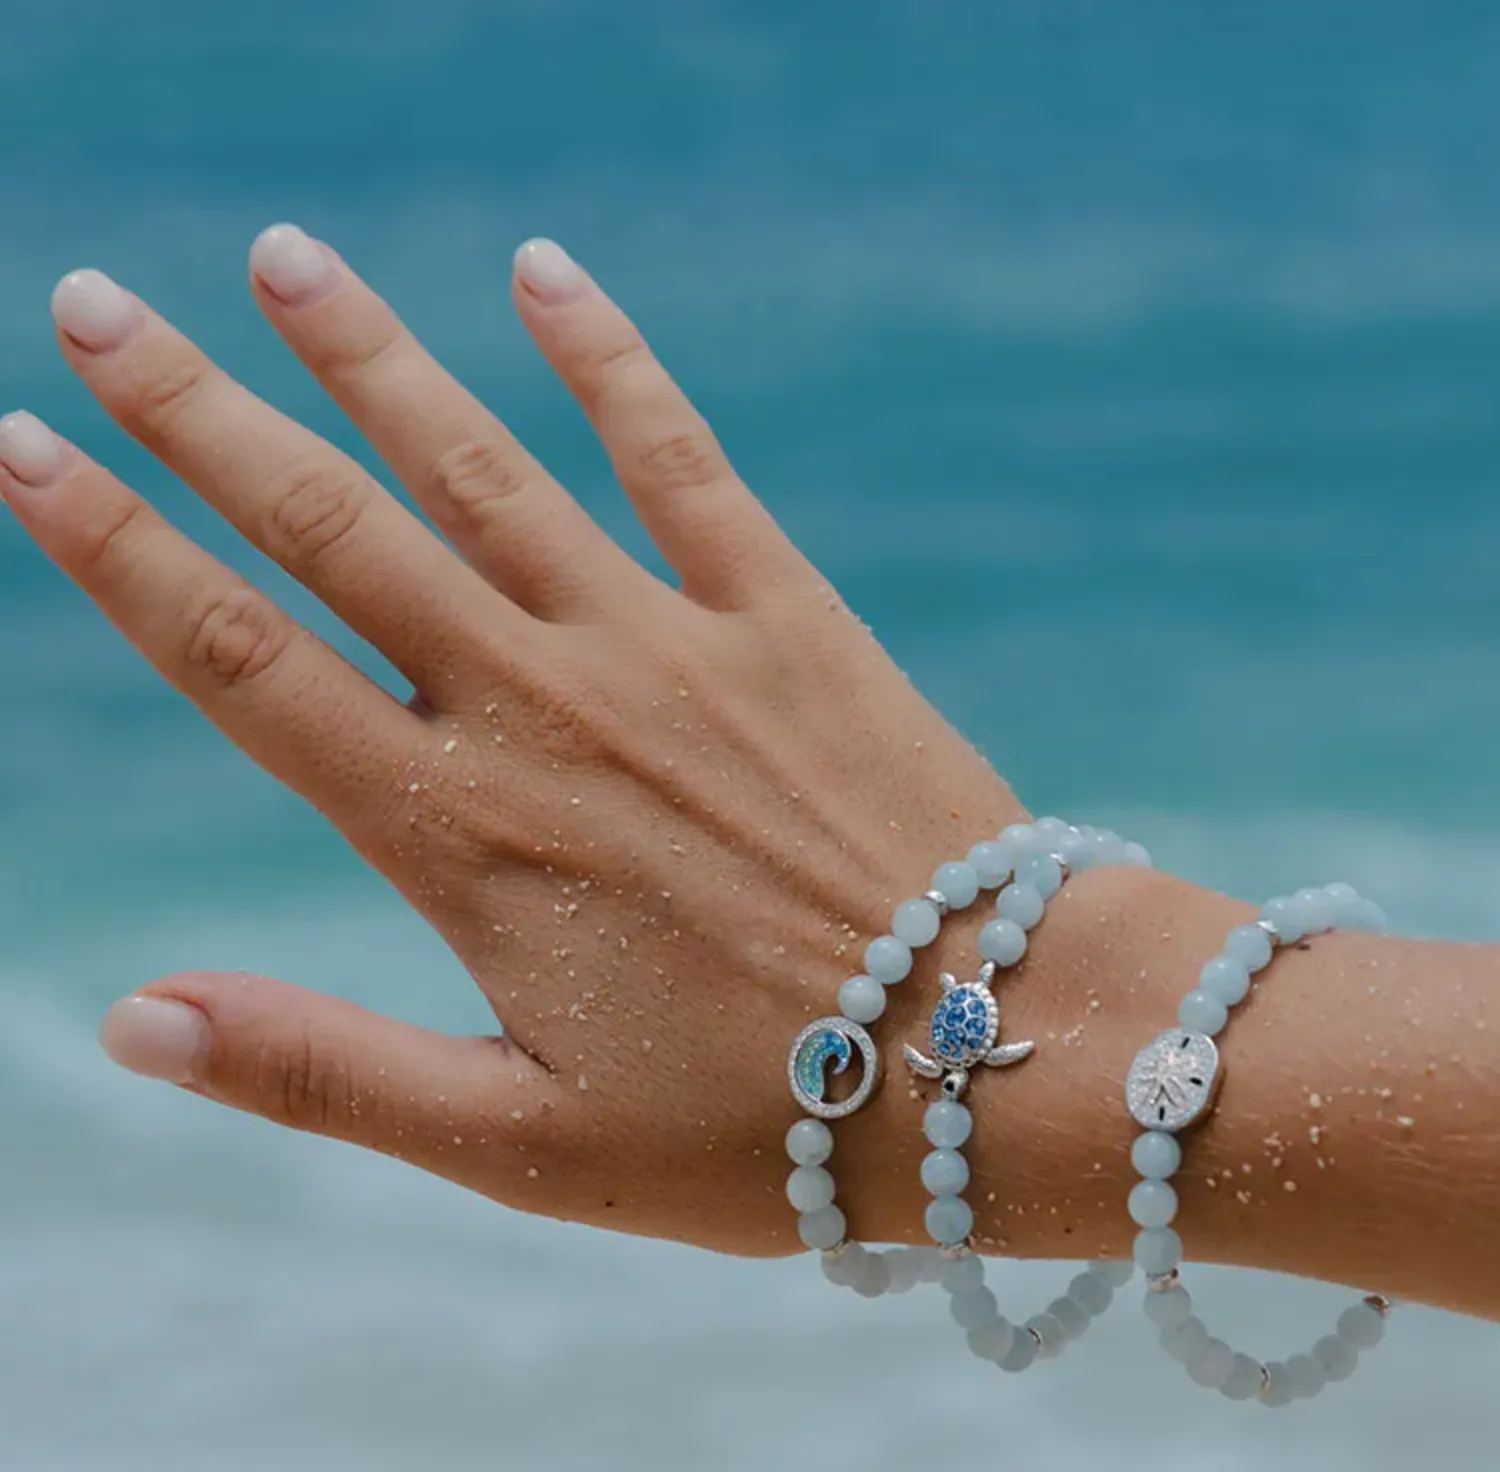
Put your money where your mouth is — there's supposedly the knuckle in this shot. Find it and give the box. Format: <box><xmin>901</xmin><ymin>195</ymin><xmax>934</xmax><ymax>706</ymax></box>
<box><xmin>636</xmin><ymin>431</ymin><xmax>724</xmax><ymax>493</ymax></box>
<box><xmin>588</xmin><ymin>337</ymin><xmax>649</xmax><ymax>400</ymax></box>
<box><xmin>264</xmin><ymin>460</ymin><xmax>367</xmax><ymax>569</ymax></box>
<box><xmin>429</xmin><ymin>440</ymin><xmax>530</xmax><ymax>522</ymax></box>
<box><xmin>259</xmin><ymin>1029</ymin><xmax>357</xmax><ymax>1135</ymax></box>
<box><xmin>74</xmin><ymin>495</ymin><xmax>149</xmax><ymax>577</ymax></box>
<box><xmin>121</xmin><ymin>356</ymin><xmax>212</xmax><ymax>440</ymax></box>
<box><xmin>182</xmin><ymin>586</ymin><xmax>290</xmax><ymax>689</ymax></box>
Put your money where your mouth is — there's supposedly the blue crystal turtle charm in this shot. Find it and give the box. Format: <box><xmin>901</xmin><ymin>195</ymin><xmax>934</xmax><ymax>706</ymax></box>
<box><xmin>903</xmin><ymin>961</ymin><xmax>1035</xmax><ymax>1100</ymax></box>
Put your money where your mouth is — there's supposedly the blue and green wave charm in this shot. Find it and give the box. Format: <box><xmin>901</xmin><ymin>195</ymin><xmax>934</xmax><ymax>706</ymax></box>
<box><xmin>793</xmin><ymin>1028</ymin><xmax>853</xmax><ymax>1103</ymax></box>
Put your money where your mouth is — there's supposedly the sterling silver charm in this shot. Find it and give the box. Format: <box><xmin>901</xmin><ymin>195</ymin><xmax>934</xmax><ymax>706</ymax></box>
<box><xmin>1125</xmin><ymin>1029</ymin><xmax>1222</xmax><ymax>1132</ymax></box>
<box><xmin>903</xmin><ymin>960</ymin><xmax>1035</xmax><ymax>1100</ymax></box>
<box><xmin>788</xmin><ymin>1016</ymin><xmax>880</xmax><ymax>1120</ymax></box>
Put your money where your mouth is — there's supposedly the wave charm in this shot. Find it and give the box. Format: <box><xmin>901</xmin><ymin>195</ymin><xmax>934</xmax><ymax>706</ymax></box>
<box><xmin>788</xmin><ymin>1016</ymin><xmax>881</xmax><ymax>1121</ymax></box>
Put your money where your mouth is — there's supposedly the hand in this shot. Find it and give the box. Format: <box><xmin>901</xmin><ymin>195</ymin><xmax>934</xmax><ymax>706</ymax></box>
<box><xmin>0</xmin><ymin>229</ymin><xmax>1023</xmax><ymax>1255</ymax></box>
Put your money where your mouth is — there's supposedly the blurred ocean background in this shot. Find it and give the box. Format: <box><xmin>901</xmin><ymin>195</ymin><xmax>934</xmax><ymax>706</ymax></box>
<box><xmin>2</xmin><ymin>1</ymin><xmax>1498</xmax><ymax>1467</ymax></box>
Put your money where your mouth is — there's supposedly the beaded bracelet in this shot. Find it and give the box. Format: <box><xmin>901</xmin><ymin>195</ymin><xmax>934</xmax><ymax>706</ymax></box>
<box><xmin>786</xmin><ymin>817</ymin><xmax>1150</xmax><ymax>1367</ymax></box>
<box><xmin>1123</xmin><ymin>882</ymin><xmax>1392</xmax><ymax>1406</ymax></box>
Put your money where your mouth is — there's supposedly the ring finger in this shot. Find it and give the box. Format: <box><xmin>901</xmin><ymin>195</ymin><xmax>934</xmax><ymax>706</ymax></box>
<box><xmin>0</xmin><ymin>413</ymin><xmax>428</xmax><ymax>856</ymax></box>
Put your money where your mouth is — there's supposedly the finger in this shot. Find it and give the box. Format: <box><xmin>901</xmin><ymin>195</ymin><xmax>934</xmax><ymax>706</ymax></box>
<box><xmin>99</xmin><ymin>972</ymin><xmax>563</xmax><ymax>1200</ymax></box>
<box><xmin>511</xmin><ymin>238</ymin><xmax>810</xmax><ymax>611</ymax></box>
<box><xmin>49</xmin><ymin>267</ymin><xmax>530</xmax><ymax>695</ymax></box>
<box><xmin>248</xmin><ymin>224</ymin><xmax>650</xmax><ymax>621</ymax></box>
<box><xmin>0</xmin><ymin>411</ymin><xmax>421</xmax><ymax>850</ymax></box>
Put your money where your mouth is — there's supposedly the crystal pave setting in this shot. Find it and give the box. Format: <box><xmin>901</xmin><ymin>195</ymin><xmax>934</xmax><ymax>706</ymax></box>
<box><xmin>788</xmin><ymin>1016</ymin><xmax>880</xmax><ymax>1121</ymax></box>
<box><xmin>1125</xmin><ymin>1029</ymin><xmax>1222</xmax><ymax>1132</ymax></box>
<box><xmin>903</xmin><ymin>961</ymin><xmax>1035</xmax><ymax>1100</ymax></box>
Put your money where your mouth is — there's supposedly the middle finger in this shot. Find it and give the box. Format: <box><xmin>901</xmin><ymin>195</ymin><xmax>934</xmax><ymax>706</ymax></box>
<box><xmin>50</xmin><ymin>268</ymin><xmax>534</xmax><ymax>696</ymax></box>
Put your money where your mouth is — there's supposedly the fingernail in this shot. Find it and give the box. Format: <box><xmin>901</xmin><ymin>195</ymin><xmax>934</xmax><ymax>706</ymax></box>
<box><xmin>514</xmin><ymin>238</ymin><xmax>588</xmax><ymax>304</ymax></box>
<box><xmin>51</xmin><ymin>268</ymin><xmax>142</xmax><ymax>352</ymax></box>
<box><xmin>250</xmin><ymin>222</ymin><xmax>337</xmax><ymax>305</ymax></box>
<box><xmin>0</xmin><ymin>411</ymin><xmax>68</xmax><ymax>487</ymax></box>
<box><xmin>99</xmin><ymin>995</ymin><xmax>211</xmax><ymax>1083</ymax></box>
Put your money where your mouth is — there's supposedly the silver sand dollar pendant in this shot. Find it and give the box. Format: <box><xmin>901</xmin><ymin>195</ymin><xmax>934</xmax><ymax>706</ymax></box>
<box><xmin>1125</xmin><ymin>1029</ymin><xmax>1222</xmax><ymax>1132</ymax></box>
<box><xmin>788</xmin><ymin>1016</ymin><xmax>880</xmax><ymax>1120</ymax></box>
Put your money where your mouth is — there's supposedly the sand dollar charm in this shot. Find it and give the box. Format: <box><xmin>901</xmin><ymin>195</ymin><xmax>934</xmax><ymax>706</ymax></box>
<box><xmin>788</xmin><ymin>1016</ymin><xmax>880</xmax><ymax>1120</ymax></box>
<box><xmin>1125</xmin><ymin>1029</ymin><xmax>1222</xmax><ymax>1132</ymax></box>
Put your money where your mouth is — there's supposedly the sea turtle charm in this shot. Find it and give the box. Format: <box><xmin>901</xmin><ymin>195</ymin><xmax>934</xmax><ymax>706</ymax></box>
<box><xmin>903</xmin><ymin>960</ymin><xmax>1035</xmax><ymax>1100</ymax></box>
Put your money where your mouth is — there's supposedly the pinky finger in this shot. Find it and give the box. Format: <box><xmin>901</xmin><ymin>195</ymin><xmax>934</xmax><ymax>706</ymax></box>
<box><xmin>0</xmin><ymin>410</ymin><xmax>422</xmax><ymax>855</ymax></box>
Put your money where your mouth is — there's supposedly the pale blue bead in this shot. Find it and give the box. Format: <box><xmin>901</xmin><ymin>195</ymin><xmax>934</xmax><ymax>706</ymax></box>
<box><xmin>966</xmin><ymin>1321</ymin><xmax>1016</xmax><ymax>1363</ymax></box>
<box><xmin>998</xmin><ymin>822</ymin><xmax>1038</xmax><ymax>862</ymax></box>
<box><xmin>786</xmin><ymin>1165</ymin><xmax>836</xmax><ymax>1213</ymax></box>
<box><xmin>999</xmin><ymin>1331</ymin><xmax>1037</xmax><ymax>1372</ymax></box>
<box><xmin>852</xmin><ymin>1253</ymin><xmax>893</xmax><ymax>1298</ymax></box>
<box><xmin>1284</xmin><ymin>1351</ymin><xmax>1329</xmax><ymax>1398</ymax></box>
<box><xmin>1128</xmin><ymin>1179</ymin><xmax>1178</xmax><ymax>1228</ymax></box>
<box><xmin>1296</xmin><ymin>886</ymin><xmax>1336</xmax><ymax>935</ymax></box>
<box><xmin>924</xmin><ymin>1099</ymin><xmax>973</xmax><ymax>1148</ymax></box>
<box><xmin>1260</xmin><ymin>894</ymin><xmax>1308</xmax><ymax>944</ymax></box>
<box><xmin>995</xmin><ymin>882</ymin><xmax>1045</xmax><ymax>930</ymax></box>
<box><xmin>1188</xmin><ymin>1338</ymin><xmax>1237</xmax><ymax>1389</ymax></box>
<box><xmin>785</xmin><ymin>1118</ymin><xmax>833</xmax><ymax>1166</ymax></box>
<box><xmin>1160</xmin><ymin>1315</ymin><xmax>1210</xmax><ymax>1365</ymax></box>
<box><xmin>891</xmin><ymin>898</ymin><xmax>941</xmax><ymax>947</ymax></box>
<box><xmin>1178</xmin><ymin>988</ymin><xmax>1229</xmax><ymax>1036</ymax></box>
<box><xmin>921</xmin><ymin>1148</ymin><xmax>970</xmax><ymax>1196</ymax></box>
<box><xmin>925</xmin><ymin>1194</ymin><xmax>974</xmax><ymax>1245</ymax></box>
<box><xmin>1032</xmin><ymin>815</ymin><xmax>1072</xmax><ymax>846</ymax></box>
<box><xmin>1223</xmin><ymin>922</ymin><xmax>1273</xmax><ymax>972</ymax></box>
<box><xmin>1353</xmin><ymin>898</ymin><xmax>1387</xmax><ymax>932</ymax></box>
<box><xmin>1220</xmin><ymin>1354</ymin><xmax>1264</xmax><ymax>1401</ymax></box>
<box><xmin>1259</xmin><ymin>1362</ymin><xmax>1295</xmax><ymax>1407</ymax></box>
<box><xmin>949</xmin><ymin>1287</ymin><xmax>1000</xmax><ymax>1330</ymax></box>
<box><xmin>1321</xmin><ymin>881</ymin><xmax>1363</xmax><ymax>928</ymax></box>
<box><xmin>820</xmin><ymin>1243</ymin><xmax>866</xmax><ymax>1286</ymax></box>
<box><xmin>1068</xmin><ymin>1272</ymin><xmax>1112</xmax><ymax>1317</ymax></box>
<box><xmin>1026</xmin><ymin>1312</ymin><xmax>1066</xmax><ymax>1357</ymax></box>
<box><xmin>1199</xmin><ymin>955</ymin><xmax>1251</xmax><ymax>1007</ymax></box>
<box><xmin>1337</xmin><ymin>1301</ymin><xmax>1385</xmax><ymax>1349</ymax></box>
<box><xmin>1091</xmin><ymin>830</ymin><xmax>1127</xmax><ymax>866</ymax></box>
<box><xmin>880</xmin><ymin>1248</ymin><xmax>919</xmax><ymax>1296</ymax></box>
<box><xmin>1088</xmin><ymin>1259</ymin><xmax>1135</xmax><ymax>1288</ymax></box>
<box><xmin>1131</xmin><ymin>1130</ymin><xmax>1182</xmax><ymax>1180</ymax></box>
<box><xmin>938</xmin><ymin>1252</ymin><xmax>985</xmax><ymax>1293</ymax></box>
<box><xmin>931</xmin><ymin>860</ymin><xmax>980</xmax><ymax>910</ymax></box>
<box><xmin>1122</xmin><ymin>840</ymin><xmax>1152</xmax><ymax>867</ymax></box>
<box><xmin>1047</xmin><ymin>1296</ymin><xmax>1089</xmax><ymax>1340</ymax></box>
<box><xmin>1133</xmin><ymin>1227</ymin><xmax>1183</xmax><ymax>1276</ymax></box>
<box><xmin>837</xmin><ymin>973</ymin><xmax>886</xmax><ymax>1023</ymax></box>
<box><xmin>1143</xmin><ymin>1284</ymin><xmax>1193</xmax><ymax>1329</ymax></box>
<box><xmin>797</xmin><ymin>1204</ymin><xmax>846</xmax><ymax>1251</ymax></box>
<box><xmin>1018</xmin><ymin>853</ymin><xmax>1063</xmax><ymax>899</ymax></box>
<box><xmin>1313</xmin><ymin>1334</ymin><xmax>1359</xmax><ymax>1382</ymax></box>
<box><xmin>966</xmin><ymin>840</ymin><xmax>1011</xmax><ymax>889</ymax></box>
<box><xmin>977</xmin><ymin>917</ymin><xmax>1028</xmax><ymax>966</ymax></box>
<box><xmin>1056</xmin><ymin>829</ymin><xmax>1094</xmax><ymax>870</ymax></box>
<box><xmin>863</xmin><ymin>934</ymin><xmax>912</xmax><ymax>984</ymax></box>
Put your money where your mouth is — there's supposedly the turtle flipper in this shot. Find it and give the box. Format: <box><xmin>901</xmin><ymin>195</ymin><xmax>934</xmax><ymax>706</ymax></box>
<box><xmin>903</xmin><ymin>1043</ymin><xmax>944</xmax><ymax>1079</ymax></box>
<box><xmin>938</xmin><ymin>971</ymin><xmax>959</xmax><ymax>993</ymax></box>
<box><xmin>984</xmin><ymin>1040</ymin><xmax>1035</xmax><ymax>1068</ymax></box>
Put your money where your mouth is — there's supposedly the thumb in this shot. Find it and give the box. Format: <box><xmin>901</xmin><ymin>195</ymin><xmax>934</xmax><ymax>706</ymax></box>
<box><xmin>98</xmin><ymin>971</ymin><xmax>560</xmax><ymax>1188</ymax></box>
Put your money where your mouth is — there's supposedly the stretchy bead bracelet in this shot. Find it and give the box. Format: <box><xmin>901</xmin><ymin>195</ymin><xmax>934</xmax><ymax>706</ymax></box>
<box><xmin>786</xmin><ymin>817</ymin><xmax>1150</xmax><ymax>1367</ymax></box>
<box><xmin>1123</xmin><ymin>882</ymin><xmax>1392</xmax><ymax>1406</ymax></box>
<box><xmin>903</xmin><ymin>821</ymin><xmax>1150</xmax><ymax>1370</ymax></box>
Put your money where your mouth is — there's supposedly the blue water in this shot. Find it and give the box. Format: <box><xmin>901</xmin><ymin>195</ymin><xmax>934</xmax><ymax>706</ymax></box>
<box><xmin>3</xmin><ymin>2</ymin><xmax>1499</xmax><ymax>1468</ymax></box>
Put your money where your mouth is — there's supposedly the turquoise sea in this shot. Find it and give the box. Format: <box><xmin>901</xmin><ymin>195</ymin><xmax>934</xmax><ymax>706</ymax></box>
<box><xmin>2</xmin><ymin>2</ymin><xmax>1498</xmax><ymax>1467</ymax></box>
